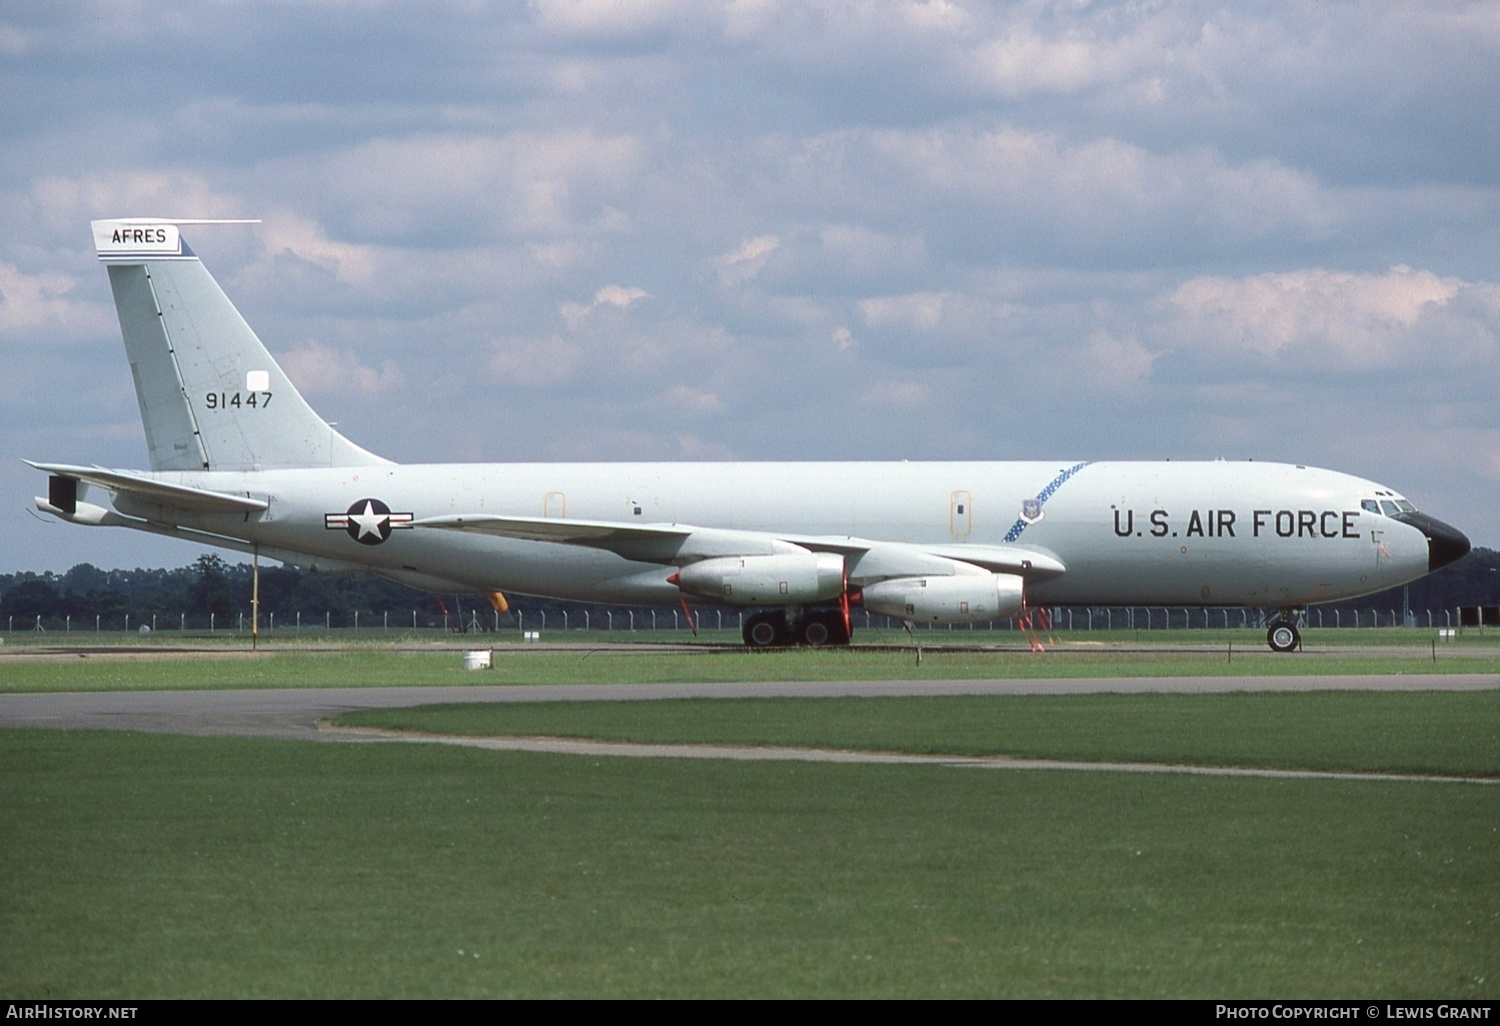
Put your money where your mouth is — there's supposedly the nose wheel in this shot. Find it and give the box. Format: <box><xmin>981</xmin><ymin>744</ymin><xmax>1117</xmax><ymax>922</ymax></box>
<box><xmin>1267</xmin><ymin>619</ymin><xmax>1300</xmax><ymax>653</ymax></box>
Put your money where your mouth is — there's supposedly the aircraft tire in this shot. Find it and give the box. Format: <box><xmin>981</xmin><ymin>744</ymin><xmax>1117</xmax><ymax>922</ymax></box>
<box><xmin>744</xmin><ymin>612</ymin><xmax>789</xmax><ymax>648</ymax></box>
<box><xmin>1267</xmin><ymin>621</ymin><xmax>1300</xmax><ymax>653</ymax></box>
<box><xmin>797</xmin><ymin>609</ymin><xmax>851</xmax><ymax>647</ymax></box>
<box><xmin>800</xmin><ymin>619</ymin><xmax>831</xmax><ymax>646</ymax></box>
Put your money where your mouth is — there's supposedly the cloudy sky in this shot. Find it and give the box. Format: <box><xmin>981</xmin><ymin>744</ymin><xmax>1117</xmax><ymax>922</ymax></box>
<box><xmin>3</xmin><ymin>0</ymin><xmax>1499</xmax><ymax>573</ymax></box>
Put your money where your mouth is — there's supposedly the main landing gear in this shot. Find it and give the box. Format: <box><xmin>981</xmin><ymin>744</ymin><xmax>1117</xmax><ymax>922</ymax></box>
<box><xmin>1266</xmin><ymin>613</ymin><xmax>1303</xmax><ymax>653</ymax></box>
<box><xmin>742</xmin><ymin>608</ymin><xmax>852</xmax><ymax>648</ymax></box>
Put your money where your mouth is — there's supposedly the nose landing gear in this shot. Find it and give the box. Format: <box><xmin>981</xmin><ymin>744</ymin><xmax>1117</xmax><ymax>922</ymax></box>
<box><xmin>1266</xmin><ymin>615</ymin><xmax>1302</xmax><ymax>653</ymax></box>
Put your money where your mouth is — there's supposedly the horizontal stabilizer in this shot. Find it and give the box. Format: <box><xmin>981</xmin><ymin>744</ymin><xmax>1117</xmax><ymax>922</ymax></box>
<box><xmin>26</xmin><ymin>462</ymin><xmax>268</xmax><ymax>514</ymax></box>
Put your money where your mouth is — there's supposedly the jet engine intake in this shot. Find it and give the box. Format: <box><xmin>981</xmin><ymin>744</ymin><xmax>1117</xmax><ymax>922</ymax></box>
<box><xmin>675</xmin><ymin>553</ymin><xmax>845</xmax><ymax>605</ymax></box>
<box><xmin>861</xmin><ymin>572</ymin><xmax>1025</xmax><ymax>623</ymax></box>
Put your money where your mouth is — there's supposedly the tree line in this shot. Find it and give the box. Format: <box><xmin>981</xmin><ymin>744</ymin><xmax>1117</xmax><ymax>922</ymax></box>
<box><xmin>3</xmin><ymin>549</ymin><xmax>1500</xmax><ymax>632</ymax></box>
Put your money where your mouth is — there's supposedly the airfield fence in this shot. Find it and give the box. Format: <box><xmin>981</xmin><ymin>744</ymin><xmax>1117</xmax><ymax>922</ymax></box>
<box><xmin>2</xmin><ymin>604</ymin><xmax>1474</xmax><ymax>638</ymax></box>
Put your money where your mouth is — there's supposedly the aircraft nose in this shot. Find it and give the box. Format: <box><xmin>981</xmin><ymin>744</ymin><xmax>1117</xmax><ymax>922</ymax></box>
<box><xmin>1394</xmin><ymin>511</ymin><xmax>1471</xmax><ymax>572</ymax></box>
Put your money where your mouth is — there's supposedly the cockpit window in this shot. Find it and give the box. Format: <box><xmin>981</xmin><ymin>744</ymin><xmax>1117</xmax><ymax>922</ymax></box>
<box><xmin>1362</xmin><ymin>498</ymin><xmax>1416</xmax><ymax>516</ymax></box>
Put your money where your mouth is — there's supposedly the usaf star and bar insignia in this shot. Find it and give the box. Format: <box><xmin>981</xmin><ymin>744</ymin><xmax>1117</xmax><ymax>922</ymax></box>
<box><xmin>325</xmin><ymin>498</ymin><xmax>414</xmax><ymax>545</ymax></box>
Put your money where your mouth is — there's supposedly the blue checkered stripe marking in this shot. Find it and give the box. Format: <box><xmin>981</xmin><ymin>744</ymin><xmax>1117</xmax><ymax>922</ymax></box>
<box><xmin>1003</xmin><ymin>461</ymin><xmax>1092</xmax><ymax>542</ymax></box>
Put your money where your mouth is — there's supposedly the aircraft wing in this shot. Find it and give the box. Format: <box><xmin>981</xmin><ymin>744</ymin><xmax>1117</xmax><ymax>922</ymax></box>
<box><xmin>412</xmin><ymin>514</ymin><xmax>1066</xmax><ymax>581</ymax></box>
<box><xmin>771</xmin><ymin>535</ymin><xmax>1065</xmax><ymax>578</ymax></box>
<box><xmin>27</xmin><ymin>461</ymin><xmax>269</xmax><ymax>514</ymax></box>
<box><xmin>412</xmin><ymin>514</ymin><xmax>692</xmax><ymax>546</ymax></box>
<box><xmin>410</xmin><ymin>514</ymin><xmax>761</xmax><ymax>563</ymax></box>
<box><xmin>908</xmin><ymin>543</ymin><xmax>1066</xmax><ymax>578</ymax></box>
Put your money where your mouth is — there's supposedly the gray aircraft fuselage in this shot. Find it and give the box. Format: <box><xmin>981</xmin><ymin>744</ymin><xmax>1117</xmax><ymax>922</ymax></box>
<box><xmin>111</xmin><ymin>458</ymin><xmax>1446</xmax><ymax>609</ymax></box>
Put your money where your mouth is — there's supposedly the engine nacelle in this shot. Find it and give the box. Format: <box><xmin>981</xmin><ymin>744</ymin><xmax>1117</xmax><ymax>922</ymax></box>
<box><xmin>675</xmin><ymin>553</ymin><xmax>845</xmax><ymax>605</ymax></box>
<box><xmin>861</xmin><ymin>573</ymin><xmax>1025</xmax><ymax>623</ymax></box>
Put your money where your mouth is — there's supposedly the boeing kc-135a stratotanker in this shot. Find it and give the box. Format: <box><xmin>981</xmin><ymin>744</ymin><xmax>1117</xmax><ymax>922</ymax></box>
<box><xmin>30</xmin><ymin>220</ymin><xmax>1471</xmax><ymax>651</ymax></box>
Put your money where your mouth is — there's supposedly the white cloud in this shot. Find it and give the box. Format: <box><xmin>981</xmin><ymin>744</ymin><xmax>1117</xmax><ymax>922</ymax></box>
<box><xmin>899</xmin><ymin>0</ymin><xmax>968</xmax><ymax>34</ymax></box>
<box><xmin>863</xmin><ymin>378</ymin><xmax>931</xmax><ymax>407</ymax></box>
<box><xmin>970</xmin><ymin>21</ymin><xmax>1143</xmax><ymax>98</ymax></box>
<box><xmin>858</xmin><ymin>292</ymin><xmax>947</xmax><ymax>333</ymax></box>
<box><xmin>670</xmin><ymin>432</ymin><xmax>738</xmax><ymax>459</ymax></box>
<box><xmin>489</xmin><ymin>335</ymin><xmax>584</xmax><ymax>389</ymax></box>
<box><xmin>285</xmin><ymin>130</ymin><xmax>646</xmax><ymax>241</ymax></box>
<box><xmin>255</xmin><ymin>213</ymin><xmax>385</xmax><ymax>289</ymax></box>
<box><xmin>0</xmin><ymin>262</ymin><xmax>101</xmax><ymax>339</ymax></box>
<box><xmin>0</xmin><ymin>22</ymin><xmax>32</xmax><ymax>57</ymax></box>
<box><xmin>595</xmin><ymin>284</ymin><xmax>651</xmax><ymax>309</ymax></box>
<box><xmin>1064</xmin><ymin>328</ymin><xmax>1158</xmax><ymax>390</ymax></box>
<box><xmin>25</xmin><ymin>173</ymin><xmax>245</xmax><ymax>238</ymax></box>
<box><xmin>654</xmin><ymin>384</ymin><xmax>725</xmax><ymax>416</ymax></box>
<box><xmin>860</xmin><ymin>126</ymin><xmax>1330</xmax><ymax>243</ymax></box>
<box><xmin>561</xmin><ymin>284</ymin><xmax>651</xmax><ymax>329</ymax></box>
<box><xmin>1160</xmin><ymin>266</ymin><xmax>1479</xmax><ymax>367</ymax></box>
<box><xmin>715</xmin><ymin>236</ymin><xmax>780</xmax><ymax>287</ymax></box>
<box><xmin>527</xmin><ymin>0</ymin><xmax>696</xmax><ymax>38</ymax></box>
<box><xmin>526</xmin><ymin>424</ymin><xmax>739</xmax><ymax>461</ymax></box>
<box><xmin>279</xmin><ymin>342</ymin><xmax>405</xmax><ymax>398</ymax></box>
<box><xmin>814</xmin><ymin>224</ymin><xmax>926</xmax><ymax>279</ymax></box>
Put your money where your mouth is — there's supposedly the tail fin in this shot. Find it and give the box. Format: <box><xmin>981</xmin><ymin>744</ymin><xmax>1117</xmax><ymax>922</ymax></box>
<box><xmin>93</xmin><ymin>219</ymin><xmax>388</xmax><ymax>472</ymax></box>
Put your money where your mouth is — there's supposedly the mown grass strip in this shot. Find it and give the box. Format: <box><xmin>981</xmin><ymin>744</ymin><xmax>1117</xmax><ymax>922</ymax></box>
<box><xmin>334</xmin><ymin>691</ymin><xmax>1500</xmax><ymax>778</ymax></box>
<box><xmin>5</xmin><ymin>642</ymin><xmax>1500</xmax><ymax>693</ymax></box>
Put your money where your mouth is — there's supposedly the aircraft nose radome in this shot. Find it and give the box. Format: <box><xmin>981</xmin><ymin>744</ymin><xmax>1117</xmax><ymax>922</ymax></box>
<box><xmin>1395</xmin><ymin>511</ymin><xmax>1471</xmax><ymax>572</ymax></box>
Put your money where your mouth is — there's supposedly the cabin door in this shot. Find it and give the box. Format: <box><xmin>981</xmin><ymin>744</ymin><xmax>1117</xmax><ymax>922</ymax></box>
<box><xmin>949</xmin><ymin>490</ymin><xmax>972</xmax><ymax>537</ymax></box>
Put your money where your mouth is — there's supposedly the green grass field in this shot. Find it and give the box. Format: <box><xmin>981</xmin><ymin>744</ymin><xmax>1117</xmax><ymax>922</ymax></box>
<box><xmin>1</xmin><ymin>639</ymin><xmax>1497</xmax><ymax>997</ymax></box>
<box><xmin>2</xmin><ymin>728</ymin><xmax>1495</xmax><ymax>998</ymax></box>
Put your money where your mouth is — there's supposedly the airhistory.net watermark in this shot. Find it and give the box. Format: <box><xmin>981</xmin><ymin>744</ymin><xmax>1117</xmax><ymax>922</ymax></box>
<box><xmin>5</xmin><ymin>1007</ymin><xmax>137</xmax><ymax>1020</ymax></box>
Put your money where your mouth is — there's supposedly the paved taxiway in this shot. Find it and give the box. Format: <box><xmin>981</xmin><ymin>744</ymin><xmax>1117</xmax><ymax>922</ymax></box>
<box><xmin>2</xmin><ymin>674</ymin><xmax>1496</xmax><ymax>742</ymax></box>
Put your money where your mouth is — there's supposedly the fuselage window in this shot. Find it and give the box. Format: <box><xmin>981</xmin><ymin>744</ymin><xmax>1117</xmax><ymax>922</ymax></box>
<box><xmin>1361</xmin><ymin>499</ymin><xmax>1380</xmax><ymax>514</ymax></box>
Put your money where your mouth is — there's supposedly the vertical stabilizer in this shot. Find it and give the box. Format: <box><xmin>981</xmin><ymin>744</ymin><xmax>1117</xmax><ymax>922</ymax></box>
<box><xmin>93</xmin><ymin>219</ymin><xmax>388</xmax><ymax>471</ymax></box>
